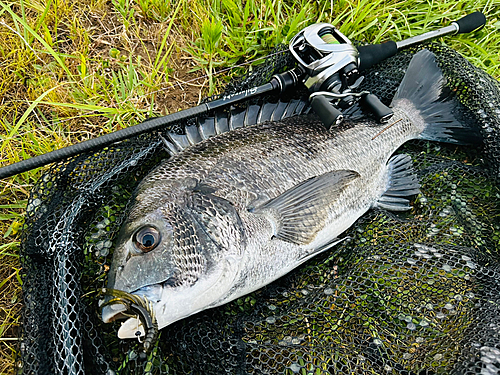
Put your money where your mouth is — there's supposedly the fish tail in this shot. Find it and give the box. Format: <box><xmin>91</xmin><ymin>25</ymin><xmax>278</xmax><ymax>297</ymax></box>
<box><xmin>391</xmin><ymin>49</ymin><xmax>482</xmax><ymax>145</ymax></box>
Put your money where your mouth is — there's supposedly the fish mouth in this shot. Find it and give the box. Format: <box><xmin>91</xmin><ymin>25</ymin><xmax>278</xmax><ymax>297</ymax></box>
<box><xmin>101</xmin><ymin>284</ymin><xmax>162</xmax><ymax>324</ymax></box>
<box><xmin>101</xmin><ymin>286</ymin><xmax>161</xmax><ymax>351</ymax></box>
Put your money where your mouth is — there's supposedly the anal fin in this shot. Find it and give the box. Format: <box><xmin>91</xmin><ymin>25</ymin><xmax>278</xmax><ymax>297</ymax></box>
<box><xmin>377</xmin><ymin>196</ymin><xmax>412</xmax><ymax>212</ymax></box>
<box><xmin>376</xmin><ymin>154</ymin><xmax>420</xmax><ymax>211</ymax></box>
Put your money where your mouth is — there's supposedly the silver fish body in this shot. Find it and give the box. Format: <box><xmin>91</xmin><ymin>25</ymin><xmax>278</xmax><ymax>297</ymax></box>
<box><xmin>102</xmin><ymin>50</ymin><xmax>466</xmax><ymax>338</ymax></box>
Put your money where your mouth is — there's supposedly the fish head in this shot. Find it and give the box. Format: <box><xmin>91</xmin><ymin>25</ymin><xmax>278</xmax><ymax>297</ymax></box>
<box><xmin>102</xmin><ymin>184</ymin><xmax>242</xmax><ymax>338</ymax></box>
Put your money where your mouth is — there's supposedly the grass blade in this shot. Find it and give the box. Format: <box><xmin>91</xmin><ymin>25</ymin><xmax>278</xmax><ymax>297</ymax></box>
<box><xmin>0</xmin><ymin>1</ymin><xmax>74</xmax><ymax>80</ymax></box>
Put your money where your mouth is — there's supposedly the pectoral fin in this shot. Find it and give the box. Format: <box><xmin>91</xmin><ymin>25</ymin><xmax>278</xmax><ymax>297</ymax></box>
<box><xmin>250</xmin><ymin>170</ymin><xmax>359</xmax><ymax>245</ymax></box>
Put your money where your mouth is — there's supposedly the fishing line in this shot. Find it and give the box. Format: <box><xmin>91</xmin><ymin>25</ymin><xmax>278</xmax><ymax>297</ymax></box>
<box><xmin>371</xmin><ymin>118</ymin><xmax>403</xmax><ymax>140</ymax></box>
<box><xmin>138</xmin><ymin>49</ymin><xmax>289</xmax><ymax>100</ymax></box>
<box><xmin>0</xmin><ymin>50</ymin><xmax>289</xmax><ymax>181</ymax></box>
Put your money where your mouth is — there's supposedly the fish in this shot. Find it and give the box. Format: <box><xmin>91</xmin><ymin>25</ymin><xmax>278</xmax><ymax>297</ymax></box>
<box><xmin>101</xmin><ymin>49</ymin><xmax>477</xmax><ymax>339</ymax></box>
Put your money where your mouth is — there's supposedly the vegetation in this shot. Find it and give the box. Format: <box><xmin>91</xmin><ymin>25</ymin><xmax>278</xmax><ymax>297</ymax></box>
<box><xmin>0</xmin><ymin>0</ymin><xmax>498</xmax><ymax>373</ymax></box>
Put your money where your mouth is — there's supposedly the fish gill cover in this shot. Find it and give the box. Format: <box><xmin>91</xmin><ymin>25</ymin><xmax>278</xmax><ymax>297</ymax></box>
<box><xmin>18</xmin><ymin>43</ymin><xmax>500</xmax><ymax>374</ymax></box>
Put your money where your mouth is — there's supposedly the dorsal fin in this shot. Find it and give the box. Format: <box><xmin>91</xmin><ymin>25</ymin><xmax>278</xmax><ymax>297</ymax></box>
<box><xmin>199</xmin><ymin>117</ymin><xmax>216</xmax><ymax>139</ymax></box>
<box><xmin>167</xmin><ymin>132</ymin><xmax>191</xmax><ymax>151</ymax></box>
<box><xmin>229</xmin><ymin>107</ymin><xmax>246</xmax><ymax>130</ymax></box>
<box><xmin>185</xmin><ymin>124</ymin><xmax>203</xmax><ymax>145</ymax></box>
<box><xmin>215</xmin><ymin>110</ymin><xmax>229</xmax><ymax>134</ymax></box>
<box><xmin>160</xmin><ymin>99</ymin><xmax>310</xmax><ymax>154</ymax></box>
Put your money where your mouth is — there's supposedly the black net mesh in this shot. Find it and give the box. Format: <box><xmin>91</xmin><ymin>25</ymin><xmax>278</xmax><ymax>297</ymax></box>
<box><xmin>18</xmin><ymin>43</ymin><xmax>500</xmax><ymax>375</ymax></box>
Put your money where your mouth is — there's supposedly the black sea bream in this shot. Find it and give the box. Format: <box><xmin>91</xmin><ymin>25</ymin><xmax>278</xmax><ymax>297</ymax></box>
<box><xmin>102</xmin><ymin>50</ymin><xmax>472</xmax><ymax>338</ymax></box>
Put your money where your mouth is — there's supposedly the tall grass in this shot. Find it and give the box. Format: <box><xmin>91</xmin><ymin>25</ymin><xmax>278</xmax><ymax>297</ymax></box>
<box><xmin>0</xmin><ymin>0</ymin><xmax>498</xmax><ymax>372</ymax></box>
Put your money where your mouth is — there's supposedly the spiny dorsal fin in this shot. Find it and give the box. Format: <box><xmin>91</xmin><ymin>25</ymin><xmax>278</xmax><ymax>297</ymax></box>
<box><xmin>161</xmin><ymin>99</ymin><xmax>311</xmax><ymax>155</ymax></box>
<box><xmin>250</xmin><ymin>170</ymin><xmax>359</xmax><ymax>245</ymax></box>
<box><xmin>185</xmin><ymin>124</ymin><xmax>203</xmax><ymax>145</ymax></box>
<box><xmin>199</xmin><ymin>117</ymin><xmax>216</xmax><ymax>139</ymax></box>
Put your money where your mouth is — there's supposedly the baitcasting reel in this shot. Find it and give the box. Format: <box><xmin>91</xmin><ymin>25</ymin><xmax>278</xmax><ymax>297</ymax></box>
<box><xmin>286</xmin><ymin>23</ymin><xmax>395</xmax><ymax>127</ymax></box>
<box><xmin>286</xmin><ymin>12</ymin><xmax>486</xmax><ymax>128</ymax></box>
<box><xmin>290</xmin><ymin>23</ymin><xmax>362</xmax><ymax>94</ymax></box>
<box><xmin>267</xmin><ymin>21</ymin><xmax>395</xmax><ymax>128</ymax></box>
<box><xmin>289</xmin><ymin>23</ymin><xmax>383</xmax><ymax>127</ymax></box>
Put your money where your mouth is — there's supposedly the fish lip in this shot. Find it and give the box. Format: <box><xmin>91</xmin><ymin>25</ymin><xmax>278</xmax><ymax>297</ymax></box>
<box><xmin>101</xmin><ymin>283</ymin><xmax>163</xmax><ymax>324</ymax></box>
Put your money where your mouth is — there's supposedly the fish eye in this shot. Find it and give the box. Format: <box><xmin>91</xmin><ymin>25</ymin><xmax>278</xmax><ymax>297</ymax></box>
<box><xmin>133</xmin><ymin>226</ymin><xmax>161</xmax><ymax>253</ymax></box>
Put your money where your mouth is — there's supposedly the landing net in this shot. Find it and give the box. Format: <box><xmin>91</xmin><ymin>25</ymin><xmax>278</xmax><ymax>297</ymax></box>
<box><xmin>19</xmin><ymin>43</ymin><xmax>500</xmax><ymax>374</ymax></box>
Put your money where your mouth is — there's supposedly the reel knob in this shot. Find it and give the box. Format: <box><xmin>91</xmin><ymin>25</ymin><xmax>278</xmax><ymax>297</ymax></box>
<box><xmin>361</xmin><ymin>94</ymin><xmax>393</xmax><ymax>123</ymax></box>
<box><xmin>311</xmin><ymin>95</ymin><xmax>344</xmax><ymax>129</ymax></box>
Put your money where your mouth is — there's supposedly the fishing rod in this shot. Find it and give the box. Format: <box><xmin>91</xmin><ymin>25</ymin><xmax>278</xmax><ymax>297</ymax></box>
<box><xmin>0</xmin><ymin>11</ymin><xmax>486</xmax><ymax>179</ymax></box>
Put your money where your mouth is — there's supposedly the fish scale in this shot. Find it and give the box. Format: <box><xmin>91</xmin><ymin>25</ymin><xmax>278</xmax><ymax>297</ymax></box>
<box><xmin>102</xmin><ymin>50</ymin><xmax>481</xmax><ymax>340</ymax></box>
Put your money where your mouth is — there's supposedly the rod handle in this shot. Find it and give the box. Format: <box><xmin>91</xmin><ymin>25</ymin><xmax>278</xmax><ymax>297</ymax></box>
<box><xmin>358</xmin><ymin>41</ymin><xmax>398</xmax><ymax>71</ymax></box>
<box><xmin>454</xmin><ymin>11</ymin><xmax>486</xmax><ymax>34</ymax></box>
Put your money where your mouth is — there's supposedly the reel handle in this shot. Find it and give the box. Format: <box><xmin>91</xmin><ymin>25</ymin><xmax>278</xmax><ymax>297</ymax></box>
<box><xmin>311</xmin><ymin>92</ymin><xmax>394</xmax><ymax>129</ymax></box>
<box><xmin>360</xmin><ymin>94</ymin><xmax>393</xmax><ymax>123</ymax></box>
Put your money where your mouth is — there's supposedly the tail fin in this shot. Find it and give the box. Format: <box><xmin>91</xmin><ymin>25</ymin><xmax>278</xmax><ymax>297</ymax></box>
<box><xmin>391</xmin><ymin>49</ymin><xmax>482</xmax><ymax>145</ymax></box>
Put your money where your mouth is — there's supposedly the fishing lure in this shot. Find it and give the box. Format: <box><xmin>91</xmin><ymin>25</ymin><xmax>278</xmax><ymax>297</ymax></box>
<box><xmin>100</xmin><ymin>288</ymin><xmax>158</xmax><ymax>354</ymax></box>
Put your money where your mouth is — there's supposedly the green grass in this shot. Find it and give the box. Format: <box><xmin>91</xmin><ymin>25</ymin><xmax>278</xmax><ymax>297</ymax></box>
<box><xmin>0</xmin><ymin>0</ymin><xmax>498</xmax><ymax>373</ymax></box>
